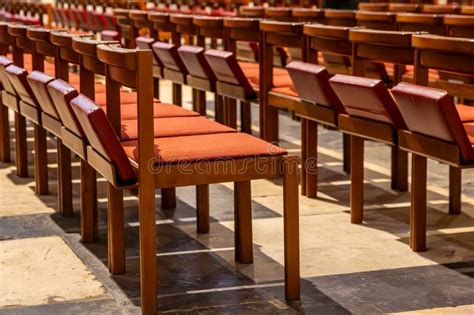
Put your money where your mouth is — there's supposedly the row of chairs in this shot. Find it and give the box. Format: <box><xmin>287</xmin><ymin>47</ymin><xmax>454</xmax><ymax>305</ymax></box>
<box><xmin>105</xmin><ymin>9</ymin><xmax>474</xmax><ymax>254</ymax></box>
<box><xmin>0</xmin><ymin>21</ymin><xmax>300</xmax><ymax>314</ymax></box>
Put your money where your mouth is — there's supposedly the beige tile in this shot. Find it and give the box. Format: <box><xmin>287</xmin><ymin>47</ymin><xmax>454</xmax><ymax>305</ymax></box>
<box><xmin>0</xmin><ymin>236</ymin><xmax>106</xmax><ymax>307</ymax></box>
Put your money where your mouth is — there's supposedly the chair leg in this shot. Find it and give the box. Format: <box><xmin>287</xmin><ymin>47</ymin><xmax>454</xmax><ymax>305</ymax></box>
<box><xmin>153</xmin><ymin>77</ymin><xmax>160</xmax><ymax>99</ymax></box>
<box><xmin>0</xmin><ymin>103</ymin><xmax>10</xmax><ymax>163</ymax></box>
<box><xmin>342</xmin><ymin>133</ymin><xmax>351</xmax><ymax>174</ymax></box>
<box><xmin>240</xmin><ymin>101</ymin><xmax>252</xmax><ymax>134</ymax></box>
<box><xmin>57</xmin><ymin>139</ymin><xmax>73</xmax><ymax>217</ymax></box>
<box><xmin>14</xmin><ymin>113</ymin><xmax>28</xmax><ymax>177</ymax></box>
<box><xmin>391</xmin><ymin>146</ymin><xmax>409</xmax><ymax>192</ymax></box>
<box><xmin>300</xmin><ymin>118</ymin><xmax>307</xmax><ymax>196</ymax></box>
<box><xmin>33</xmin><ymin>125</ymin><xmax>48</xmax><ymax>195</ymax></box>
<box><xmin>192</xmin><ymin>89</ymin><xmax>207</xmax><ymax>116</ymax></box>
<box><xmin>226</xmin><ymin>98</ymin><xmax>237</xmax><ymax>129</ymax></box>
<box><xmin>80</xmin><ymin>159</ymin><xmax>98</xmax><ymax>242</ymax></box>
<box><xmin>306</xmin><ymin>120</ymin><xmax>318</xmax><ymax>198</ymax></box>
<box><xmin>262</xmin><ymin>105</ymin><xmax>279</xmax><ymax>143</ymax></box>
<box><xmin>449</xmin><ymin>166</ymin><xmax>461</xmax><ymax>215</ymax></box>
<box><xmin>196</xmin><ymin>184</ymin><xmax>210</xmax><ymax>233</ymax></box>
<box><xmin>107</xmin><ymin>183</ymin><xmax>125</xmax><ymax>274</ymax></box>
<box><xmin>139</xmin><ymin>184</ymin><xmax>157</xmax><ymax>314</ymax></box>
<box><xmin>161</xmin><ymin>188</ymin><xmax>176</xmax><ymax>209</ymax></box>
<box><xmin>172</xmin><ymin>83</ymin><xmax>182</xmax><ymax>106</ymax></box>
<box><xmin>215</xmin><ymin>95</ymin><xmax>224</xmax><ymax>124</ymax></box>
<box><xmin>283</xmin><ymin>156</ymin><xmax>300</xmax><ymax>301</ymax></box>
<box><xmin>411</xmin><ymin>154</ymin><xmax>427</xmax><ymax>252</ymax></box>
<box><xmin>350</xmin><ymin>135</ymin><xmax>364</xmax><ymax>224</ymax></box>
<box><xmin>234</xmin><ymin>180</ymin><xmax>253</xmax><ymax>264</ymax></box>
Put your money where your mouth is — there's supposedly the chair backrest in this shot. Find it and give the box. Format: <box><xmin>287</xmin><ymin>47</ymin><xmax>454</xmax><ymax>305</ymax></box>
<box><xmin>391</xmin><ymin>82</ymin><xmax>474</xmax><ymax>163</ymax></box>
<box><xmin>70</xmin><ymin>93</ymin><xmax>137</xmax><ymax>186</ymax></box>
<box><xmin>356</xmin><ymin>11</ymin><xmax>397</xmax><ymax>31</ymax></box>
<box><xmin>422</xmin><ymin>4</ymin><xmax>460</xmax><ymax>14</ymax></box>
<box><xmin>223</xmin><ymin>17</ymin><xmax>260</xmax><ymax>54</ymax></box>
<box><xmin>8</xmin><ymin>23</ymin><xmax>33</xmax><ymax>66</ymax></box>
<box><xmin>388</xmin><ymin>3</ymin><xmax>420</xmax><ymax>13</ymax></box>
<box><xmin>396</xmin><ymin>13</ymin><xmax>445</xmax><ymax>35</ymax></box>
<box><xmin>292</xmin><ymin>8</ymin><xmax>324</xmax><ymax>23</ymax></box>
<box><xmin>193</xmin><ymin>16</ymin><xmax>224</xmax><ymax>47</ymax></box>
<box><xmin>329</xmin><ymin>74</ymin><xmax>407</xmax><ymax>129</ymax></box>
<box><xmin>358</xmin><ymin>3</ymin><xmax>388</xmax><ymax>12</ymax></box>
<box><xmin>286</xmin><ymin>61</ymin><xmax>345</xmax><ymax>114</ymax></box>
<box><xmin>50</xmin><ymin>30</ymin><xmax>81</xmax><ymax>80</ymax></box>
<box><xmin>444</xmin><ymin>15</ymin><xmax>474</xmax><ymax>38</ymax></box>
<box><xmin>412</xmin><ymin>34</ymin><xmax>474</xmax><ymax>99</ymax></box>
<box><xmin>324</xmin><ymin>9</ymin><xmax>356</xmax><ymax>27</ymax></box>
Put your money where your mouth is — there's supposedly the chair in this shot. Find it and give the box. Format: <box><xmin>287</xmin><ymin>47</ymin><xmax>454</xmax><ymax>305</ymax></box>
<box><xmin>396</xmin><ymin>13</ymin><xmax>446</xmax><ymax>35</ymax></box>
<box><xmin>444</xmin><ymin>14</ymin><xmax>474</xmax><ymax>38</ymax></box>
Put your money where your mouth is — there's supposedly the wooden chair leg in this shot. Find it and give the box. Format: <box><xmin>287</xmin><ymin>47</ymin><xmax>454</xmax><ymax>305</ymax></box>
<box><xmin>226</xmin><ymin>98</ymin><xmax>237</xmax><ymax>129</ymax></box>
<box><xmin>350</xmin><ymin>135</ymin><xmax>364</xmax><ymax>224</ymax></box>
<box><xmin>234</xmin><ymin>180</ymin><xmax>253</xmax><ymax>264</ymax></box>
<box><xmin>449</xmin><ymin>166</ymin><xmax>461</xmax><ymax>215</ymax></box>
<box><xmin>14</xmin><ymin>113</ymin><xmax>28</xmax><ymax>177</ymax></box>
<box><xmin>139</xmin><ymin>185</ymin><xmax>157</xmax><ymax>314</ymax></box>
<box><xmin>153</xmin><ymin>77</ymin><xmax>160</xmax><ymax>99</ymax></box>
<box><xmin>391</xmin><ymin>146</ymin><xmax>409</xmax><ymax>192</ymax></box>
<box><xmin>262</xmin><ymin>105</ymin><xmax>279</xmax><ymax>143</ymax></box>
<box><xmin>107</xmin><ymin>183</ymin><xmax>125</xmax><ymax>274</ymax></box>
<box><xmin>196</xmin><ymin>184</ymin><xmax>210</xmax><ymax>233</ymax></box>
<box><xmin>342</xmin><ymin>133</ymin><xmax>351</xmax><ymax>174</ymax></box>
<box><xmin>306</xmin><ymin>120</ymin><xmax>318</xmax><ymax>198</ymax></box>
<box><xmin>192</xmin><ymin>89</ymin><xmax>207</xmax><ymax>116</ymax></box>
<box><xmin>0</xmin><ymin>103</ymin><xmax>10</xmax><ymax>162</ymax></box>
<box><xmin>172</xmin><ymin>83</ymin><xmax>182</xmax><ymax>106</ymax></box>
<box><xmin>215</xmin><ymin>95</ymin><xmax>224</xmax><ymax>124</ymax></box>
<box><xmin>80</xmin><ymin>159</ymin><xmax>98</xmax><ymax>242</ymax></box>
<box><xmin>411</xmin><ymin>154</ymin><xmax>427</xmax><ymax>252</ymax></box>
<box><xmin>240</xmin><ymin>101</ymin><xmax>252</xmax><ymax>134</ymax></box>
<box><xmin>161</xmin><ymin>187</ymin><xmax>176</xmax><ymax>209</ymax></box>
<box><xmin>33</xmin><ymin>125</ymin><xmax>48</xmax><ymax>195</ymax></box>
<box><xmin>283</xmin><ymin>156</ymin><xmax>300</xmax><ymax>301</ymax></box>
<box><xmin>57</xmin><ymin>139</ymin><xmax>73</xmax><ymax>217</ymax></box>
<box><xmin>300</xmin><ymin>118</ymin><xmax>307</xmax><ymax>196</ymax></box>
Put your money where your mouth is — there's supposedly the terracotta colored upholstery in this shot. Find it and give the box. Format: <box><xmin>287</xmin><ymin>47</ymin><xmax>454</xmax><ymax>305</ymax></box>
<box><xmin>392</xmin><ymin>82</ymin><xmax>474</xmax><ymax>163</ymax></box>
<box><xmin>152</xmin><ymin>41</ymin><xmax>187</xmax><ymax>73</ymax></box>
<box><xmin>136</xmin><ymin>36</ymin><xmax>162</xmax><ymax>66</ymax></box>
<box><xmin>286</xmin><ymin>61</ymin><xmax>346</xmax><ymax>114</ymax></box>
<box><xmin>122</xmin><ymin>133</ymin><xmax>287</xmax><ymax>165</ymax></box>
<box><xmin>4</xmin><ymin>64</ymin><xmax>38</xmax><ymax>106</ymax></box>
<box><xmin>177</xmin><ymin>45</ymin><xmax>216</xmax><ymax>81</ymax></box>
<box><xmin>27</xmin><ymin>71</ymin><xmax>59</xmax><ymax>119</ymax></box>
<box><xmin>204</xmin><ymin>50</ymin><xmax>256</xmax><ymax>99</ymax></box>
<box><xmin>329</xmin><ymin>74</ymin><xmax>407</xmax><ymax>129</ymax></box>
<box><xmin>119</xmin><ymin>116</ymin><xmax>235</xmax><ymax>141</ymax></box>
<box><xmin>99</xmin><ymin>100</ymin><xmax>199</xmax><ymax>120</ymax></box>
<box><xmin>70</xmin><ymin>94</ymin><xmax>136</xmax><ymax>186</ymax></box>
<box><xmin>456</xmin><ymin>104</ymin><xmax>474</xmax><ymax>122</ymax></box>
<box><xmin>47</xmin><ymin>79</ymin><xmax>82</xmax><ymax>137</ymax></box>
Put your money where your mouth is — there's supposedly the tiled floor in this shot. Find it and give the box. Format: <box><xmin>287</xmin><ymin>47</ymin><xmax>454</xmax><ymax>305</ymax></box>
<box><xmin>1</xmin><ymin>82</ymin><xmax>474</xmax><ymax>314</ymax></box>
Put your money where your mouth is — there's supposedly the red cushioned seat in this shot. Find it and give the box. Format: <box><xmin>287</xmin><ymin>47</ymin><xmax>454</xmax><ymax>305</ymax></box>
<box><xmin>329</xmin><ymin>74</ymin><xmax>407</xmax><ymax>129</ymax></box>
<box><xmin>286</xmin><ymin>61</ymin><xmax>346</xmax><ymax>114</ymax></box>
<box><xmin>121</xmin><ymin>133</ymin><xmax>287</xmax><ymax>165</ymax></box>
<box><xmin>392</xmin><ymin>82</ymin><xmax>474</xmax><ymax>163</ymax></box>
<box><xmin>27</xmin><ymin>71</ymin><xmax>59</xmax><ymax>119</ymax></box>
<box><xmin>456</xmin><ymin>104</ymin><xmax>474</xmax><ymax>122</ymax></box>
<box><xmin>0</xmin><ymin>56</ymin><xmax>14</xmax><ymax>93</ymax></box>
<box><xmin>178</xmin><ymin>45</ymin><xmax>216</xmax><ymax>81</ymax></box>
<box><xmin>152</xmin><ymin>41</ymin><xmax>188</xmax><ymax>74</ymax></box>
<box><xmin>70</xmin><ymin>94</ymin><xmax>136</xmax><ymax>186</ymax></box>
<box><xmin>100</xmin><ymin>102</ymin><xmax>198</xmax><ymax>120</ymax></box>
<box><xmin>119</xmin><ymin>116</ymin><xmax>235</xmax><ymax>141</ymax></box>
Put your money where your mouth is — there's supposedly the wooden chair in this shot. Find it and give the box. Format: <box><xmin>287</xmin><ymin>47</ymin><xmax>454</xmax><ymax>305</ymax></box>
<box><xmin>392</xmin><ymin>81</ymin><xmax>474</xmax><ymax>252</ymax></box>
<box><xmin>444</xmin><ymin>14</ymin><xmax>474</xmax><ymax>38</ymax></box>
<box><xmin>0</xmin><ymin>22</ymin><xmax>14</xmax><ymax>163</ymax></box>
<box><xmin>84</xmin><ymin>42</ymin><xmax>300</xmax><ymax>313</ymax></box>
<box><xmin>358</xmin><ymin>2</ymin><xmax>389</xmax><ymax>12</ymax></box>
<box><xmin>388</xmin><ymin>3</ymin><xmax>421</xmax><ymax>13</ymax></box>
<box><xmin>422</xmin><ymin>3</ymin><xmax>461</xmax><ymax>14</ymax></box>
<box><xmin>355</xmin><ymin>11</ymin><xmax>397</xmax><ymax>31</ymax></box>
<box><xmin>324</xmin><ymin>9</ymin><xmax>357</xmax><ymax>26</ymax></box>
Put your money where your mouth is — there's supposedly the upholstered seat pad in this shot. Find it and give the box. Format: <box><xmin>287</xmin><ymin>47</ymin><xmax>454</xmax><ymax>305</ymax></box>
<box><xmin>100</xmin><ymin>102</ymin><xmax>198</xmax><ymax>120</ymax></box>
<box><xmin>456</xmin><ymin>104</ymin><xmax>474</xmax><ymax>122</ymax></box>
<box><xmin>119</xmin><ymin>116</ymin><xmax>235</xmax><ymax>141</ymax></box>
<box><xmin>239</xmin><ymin>62</ymin><xmax>294</xmax><ymax>91</ymax></box>
<box><xmin>271</xmin><ymin>86</ymin><xmax>298</xmax><ymax>98</ymax></box>
<box><xmin>122</xmin><ymin>133</ymin><xmax>287</xmax><ymax>165</ymax></box>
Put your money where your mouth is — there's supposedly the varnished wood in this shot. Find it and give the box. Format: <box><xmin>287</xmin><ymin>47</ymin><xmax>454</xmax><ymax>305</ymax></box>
<box><xmin>283</xmin><ymin>156</ymin><xmax>300</xmax><ymax>301</ymax></box>
<box><xmin>449</xmin><ymin>166</ymin><xmax>462</xmax><ymax>215</ymax></box>
<box><xmin>81</xmin><ymin>159</ymin><xmax>98</xmax><ymax>243</ymax></box>
<box><xmin>240</xmin><ymin>101</ymin><xmax>252</xmax><ymax>134</ymax></box>
<box><xmin>58</xmin><ymin>140</ymin><xmax>73</xmax><ymax>217</ymax></box>
<box><xmin>411</xmin><ymin>154</ymin><xmax>427</xmax><ymax>252</ymax></box>
<box><xmin>34</xmin><ymin>125</ymin><xmax>48</xmax><ymax>195</ymax></box>
<box><xmin>0</xmin><ymin>101</ymin><xmax>10</xmax><ymax>162</ymax></box>
<box><xmin>14</xmin><ymin>112</ymin><xmax>28</xmax><ymax>177</ymax></box>
<box><xmin>350</xmin><ymin>135</ymin><xmax>364</xmax><ymax>224</ymax></box>
<box><xmin>196</xmin><ymin>184</ymin><xmax>210</xmax><ymax>233</ymax></box>
<box><xmin>161</xmin><ymin>188</ymin><xmax>177</xmax><ymax>209</ymax></box>
<box><xmin>107</xmin><ymin>183</ymin><xmax>126</xmax><ymax>274</ymax></box>
<box><xmin>391</xmin><ymin>147</ymin><xmax>408</xmax><ymax>192</ymax></box>
<box><xmin>300</xmin><ymin>118</ymin><xmax>307</xmax><ymax>196</ymax></box>
<box><xmin>306</xmin><ymin>120</ymin><xmax>317</xmax><ymax>198</ymax></box>
<box><xmin>234</xmin><ymin>180</ymin><xmax>253</xmax><ymax>264</ymax></box>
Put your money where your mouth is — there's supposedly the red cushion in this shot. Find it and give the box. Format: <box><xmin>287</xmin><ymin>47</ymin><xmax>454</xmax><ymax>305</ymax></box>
<box><xmin>152</xmin><ymin>41</ymin><xmax>187</xmax><ymax>73</ymax></box>
<box><xmin>178</xmin><ymin>45</ymin><xmax>216</xmax><ymax>81</ymax></box>
<box><xmin>70</xmin><ymin>94</ymin><xmax>136</xmax><ymax>186</ymax></box>
<box><xmin>47</xmin><ymin>79</ymin><xmax>82</xmax><ymax>136</ymax></box>
<box><xmin>392</xmin><ymin>82</ymin><xmax>474</xmax><ymax>163</ymax></box>
<box><xmin>100</xmin><ymin>102</ymin><xmax>198</xmax><ymax>120</ymax></box>
<box><xmin>122</xmin><ymin>133</ymin><xmax>287</xmax><ymax>165</ymax></box>
<box><xmin>119</xmin><ymin>116</ymin><xmax>235</xmax><ymax>141</ymax></box>
<box><xmin>329</xmin><ymin>74</ymin><xmax>407</xmax><ymax>129</ymax></box>
<box><xmin>0</xmin><ymin>56</ymin><xmax>14</xmax><ymax>93</ymax></box>
<box><xmin>4</xmin><ymin>64</ymin><xmax>37</xmax><ymax>106</ymax></box>
<box><xmin>456</xmin><ymin>104</ymin><xmax>474</xmax><ymax>122</ymax></box>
